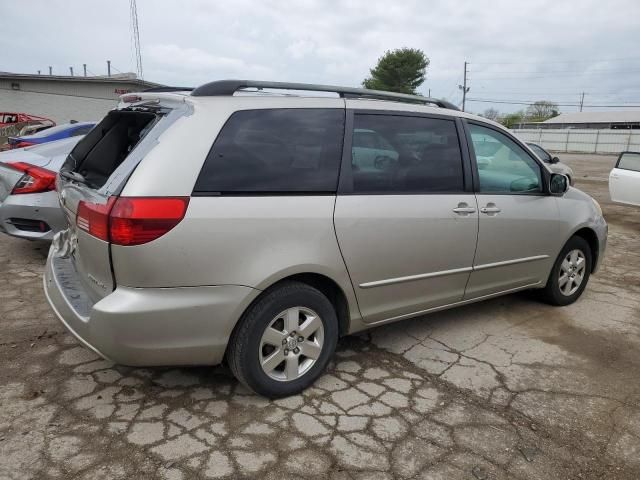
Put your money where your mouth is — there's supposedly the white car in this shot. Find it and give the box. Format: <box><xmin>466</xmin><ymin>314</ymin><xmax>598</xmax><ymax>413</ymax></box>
<box><xmin>609</xmin><ymin>151</ymin><xmax>640</xmax><ymax>207</ymax></box>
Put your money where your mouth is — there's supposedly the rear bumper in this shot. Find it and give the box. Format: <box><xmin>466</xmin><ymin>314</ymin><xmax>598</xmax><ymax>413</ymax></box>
<box><xmin>0</xmin><ymin>190</ymin><xmax>66</xmax><ymax>241</ymax></box>
<box><xmin>44</xmin><ymin>248</ymin><xmax>261</xmax><ymax>366</ymax></box>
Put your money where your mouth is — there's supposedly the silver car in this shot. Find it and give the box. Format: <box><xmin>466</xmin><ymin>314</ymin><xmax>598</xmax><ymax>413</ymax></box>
<box><xmin>526</xmin><ymin>142</ymin><xmax>575</xmax><ymax>185</ymax></box>
<box><xmin>44</xmin><ymin>80</ymin><xmax>607</xmax><ymax>397</ymax></box>
<box><xmin>0</xmin><ymin>137</ymin><xmax>82</xmax><ymax>240</ymax></box>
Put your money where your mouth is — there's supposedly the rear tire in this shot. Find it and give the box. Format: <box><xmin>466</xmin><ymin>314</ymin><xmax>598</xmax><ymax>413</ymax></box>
<box><xmin>227</xmin><ymin>281</ymin><xmax>338</xmax><ymax>398</ymax></box>
<box><xmin>539</xmin><ymin>236</ymin><xmax>592</xmax><ymax>306</ymax></box>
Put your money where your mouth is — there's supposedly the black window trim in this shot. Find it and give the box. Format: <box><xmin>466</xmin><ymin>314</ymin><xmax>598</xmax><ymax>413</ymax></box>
<box><xmin>614</xmin><ymin>151</ymin><xmax>640</xmax><ymax>172</ymax></box>
<box><xmin>337</xmin><ymin>109</ymin><xmax>473</xmax><ymax>196</ymax></box>
<box><xmin>192</xmin><ymin>107</ymin><xmax>347</xmax><ymax>197</ymax></box>
<box><xmin>462</xmin><ymin>119</ymin><xmax>552</xmax><ymax>196</ymax></box>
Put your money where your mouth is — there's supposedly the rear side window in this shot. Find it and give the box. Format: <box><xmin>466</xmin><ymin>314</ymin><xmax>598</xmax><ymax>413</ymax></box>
<box><xmin>350</xmin><ymin>114</ymin><xmax>464</xmax><ymax>193</ymax></box>
<box><xmin>194</xmin><ymin>109</ymin><xmax>344</xmax><ymax>194</ymax></box>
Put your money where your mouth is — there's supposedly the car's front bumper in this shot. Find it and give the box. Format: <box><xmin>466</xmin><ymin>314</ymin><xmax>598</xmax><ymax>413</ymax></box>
<box><xmin>0</xmin><ymin>190</ymin><xmax>66</xmax><ymax>241</ymax></box>
<box><xmin>44</xmin><ymin>247</ymin><xmax>261</xmax><ymax>366</ymax></box>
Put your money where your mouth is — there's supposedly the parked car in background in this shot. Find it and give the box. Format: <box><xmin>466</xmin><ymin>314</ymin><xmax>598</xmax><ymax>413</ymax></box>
<box><xmin>0</xmin><ymin>136</ymin><xmax>82</xmax><ymax>240</ymax></box>
<box><xmin>526</xmin><ymin>142</ymin><xmax>575</xmax><ymax>185</ymax></box>
<box><xmin>44</xmin><ymin>80</ymin><xmax>606</xmax><ymax>398</ymax></box>
<box><xmin>0</xmin><ymin>112</ymin><xmax>54</xmax><ymax>129</ymax></box>
<box><xmin>609</xmin><ymin>151</ymin><xmax>640</xmax><ymax>207</ymax></box>
<box><xmin>5</xmin><ymin>121</ymin><xmax>95</xmax><ymax>150</ymax></box>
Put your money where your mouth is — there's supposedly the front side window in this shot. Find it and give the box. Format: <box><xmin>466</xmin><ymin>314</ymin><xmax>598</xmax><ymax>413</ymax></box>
<box><xmin>194</xmin><ymin>109</ymin><xmax>344</xmax><ymax>193</ymax></box>
<box><xmin>617</xmin><ymin>152</ymin><xmax>640</xmax><ymax>172</ymax></box>
<box><xmin>350</xmin><ymin>114</ymin><xmax>464</xmax><ymax>193</ymax></box>
<box><xmin>469</xmin><ymin>124</ymin><xmax>542</xmax><ymax>194</ymax></box>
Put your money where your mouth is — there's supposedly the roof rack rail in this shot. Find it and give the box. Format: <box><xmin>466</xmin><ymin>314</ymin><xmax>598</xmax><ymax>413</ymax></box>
<box><xmin>144</xmin><ymin>86</ymin><xmax>194</xmax><ymax>93</ymax></box>
<box><xmin>190</xmin><ymin>80</ymin><xmax>459</xmax><ymax>110</ymax></box>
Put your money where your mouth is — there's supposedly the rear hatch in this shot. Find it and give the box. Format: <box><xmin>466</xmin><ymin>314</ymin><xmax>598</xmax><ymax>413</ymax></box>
<box><xmin>55</xmin><ymin>106</ymin><xmax>165</xmax><ymax>302</ymax></box>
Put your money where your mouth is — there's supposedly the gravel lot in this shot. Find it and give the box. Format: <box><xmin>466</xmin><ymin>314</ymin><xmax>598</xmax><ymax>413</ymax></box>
<box><xmin>1</xmin><ymin>153</ymin><xmax>639</xmax><ymax>480</ymax></box>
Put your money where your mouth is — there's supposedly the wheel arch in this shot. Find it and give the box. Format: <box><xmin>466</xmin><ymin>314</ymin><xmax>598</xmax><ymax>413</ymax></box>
<box><xmin>225</xmin><ymin>270</ymin><xmax>356</xmax><ymax>364</ymax></box>
<box><xmin>571</xmin><ymin>227</ymin><xmax>599</xmax><ymax>273</ymax></box>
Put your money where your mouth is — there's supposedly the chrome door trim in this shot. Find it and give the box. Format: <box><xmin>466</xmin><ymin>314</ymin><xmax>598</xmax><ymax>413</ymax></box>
<box><xmin>359</xmin><ymin>255</ymin><xmax>548</xmax><ymax>289</ymax></box>
<box><xmin>359</xmin><ymin>266</ymin><xmax>473</xmax><ymax>289</ymax></box>
<box><xmin>364</xmin><ymin>281</ymin><xmax>542</xmax><ymax>326</ymax></box>
<box><xmin>473</xmin><ymin>254</ymin><xmax>549</xmax><ymax>271</ymax></box>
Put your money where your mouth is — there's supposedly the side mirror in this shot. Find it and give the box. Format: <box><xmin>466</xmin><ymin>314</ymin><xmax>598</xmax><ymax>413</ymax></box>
<box><xmin>550</xmin><ymin>156</ymin><xmax>560</xmax><ymax>164</ymax></box>
<box><xmin>550</xmin><ymin>173</ymin><xmax>569</xmax><ymax>195</ymax></box>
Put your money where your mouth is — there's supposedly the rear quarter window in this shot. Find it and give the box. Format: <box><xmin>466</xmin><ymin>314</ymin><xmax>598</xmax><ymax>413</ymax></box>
<box><xmin>193</xmin><ymin>109</ymin><xmax>344</xmax><ymax>194</ymax></box>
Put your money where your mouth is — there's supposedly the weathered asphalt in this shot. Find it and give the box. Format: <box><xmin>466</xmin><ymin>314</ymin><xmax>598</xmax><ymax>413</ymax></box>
<box><xmin>1</xmin><ymin>154</ymin><xmax>639</xmax><ymax>479</ymax></box>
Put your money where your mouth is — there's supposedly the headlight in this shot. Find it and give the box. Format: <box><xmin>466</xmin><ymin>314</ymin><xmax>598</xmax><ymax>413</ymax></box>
<box><xmin>592</xmin><ymin>197</ymin><xmax>602</xmax><ymax>216</ymax></box>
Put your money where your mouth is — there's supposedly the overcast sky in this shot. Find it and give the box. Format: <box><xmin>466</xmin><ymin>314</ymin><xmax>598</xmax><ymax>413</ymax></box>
<box><xmin>3</xmin><ymin>0</ymin><xmax>640</xmax><ymax>114</ymax></box>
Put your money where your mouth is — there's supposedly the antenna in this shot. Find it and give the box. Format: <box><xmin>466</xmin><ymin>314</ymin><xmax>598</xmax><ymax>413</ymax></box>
<box><xmin>130</xmin><ymin>0</ymin><xmax>144</xmax><ymax>81</ymax></box>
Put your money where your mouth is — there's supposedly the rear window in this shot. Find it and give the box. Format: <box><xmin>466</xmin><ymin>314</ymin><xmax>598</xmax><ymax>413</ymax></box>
<box><xmin>64</xmin><ymin>111</ymin><xmax>157</xmax><ymax>189</ymax></box>
<box><xmin>193</xmin><ymin>109</ymin><xmax>344</xmax><ymax>194</ymax></box>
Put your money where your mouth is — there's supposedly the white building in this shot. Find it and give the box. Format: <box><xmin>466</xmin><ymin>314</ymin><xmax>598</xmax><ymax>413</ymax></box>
<box><xmin>0</xmin><ymin>72</ymin><xmax>162</xmax><ymax>124</ymax></box>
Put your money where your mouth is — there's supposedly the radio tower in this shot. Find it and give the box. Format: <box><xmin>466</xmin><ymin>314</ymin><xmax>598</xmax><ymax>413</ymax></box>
<box><xmin>130</xmin><ymin>0</ymin><xmax>144</xmax><ymax>81</ymax></box>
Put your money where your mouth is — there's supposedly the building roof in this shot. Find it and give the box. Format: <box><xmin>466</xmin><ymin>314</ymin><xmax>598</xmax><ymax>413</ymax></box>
<box><xmin>543</xmin><ymin>110</ymin><xmax>640</xmax><ymax>124</ymax></box>
<box><xmin>0</xmin><ymin>71</ymin><xmax>162</xmax><ymax>88</ymax></box>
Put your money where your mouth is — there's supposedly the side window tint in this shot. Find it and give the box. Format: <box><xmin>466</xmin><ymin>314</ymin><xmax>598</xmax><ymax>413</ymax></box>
<box><xmin>617</xmin><ymin>152</ymin><xmax>640</xmax><ymax>172</ymax></box>
<box><xmin>470</xmin><ymin>124</ymin><xmax>542</xmax><ymax>194</ymax></box>
<box><xmin>350</xmin><ymin>115</ymin><xmax>464</xmax><ymax>193</ymax></box>
<box><xmin>194</xmin><ymin>109</ymin><xmax>344</xmax><ymax>193</ymax></box>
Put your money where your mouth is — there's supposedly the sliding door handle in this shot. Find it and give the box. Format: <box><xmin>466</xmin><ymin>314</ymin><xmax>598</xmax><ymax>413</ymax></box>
<box><xmin>480</xmin><ymin>205</ymin><xmax>501</xmax><ymax>214</ymax></box>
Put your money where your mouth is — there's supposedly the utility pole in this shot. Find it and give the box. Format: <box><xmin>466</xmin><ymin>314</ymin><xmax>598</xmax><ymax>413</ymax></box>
<box><xmin>579</xmin><ymin>92</ymin><xmax>585</xmax><ymax>112</ymax></box>
<box><xmin>130</xmin><ymin>0</ymin><xmax>144</xmax><ymax>81</ymax></box>
<box><xmin>48</xmin><ymin>66</ymin><xmax>52</xmax><ymax>75</ymax></box>
<box><xmin>458</xmin><ymin>61</ymin><xmax>470</xmax><ymax>112</ymax></box>
<box><xmin>107</xmin><ymin>60</ymin><xmax>111</xmax><ymax>77</ymax></box>
<box><xmin>428</xmin><ymin>88</ymin><xmax>431</xmax><ymax>98</ymax></box>
<box><xmin>83</xmin><ymin>64</ymin><xmax>87</xmax><ymax>77</ymax></box>
<box><xmin>69</xmin><ymin>66</ymin><xmax>74</xmax><ymax>76</ymax></box>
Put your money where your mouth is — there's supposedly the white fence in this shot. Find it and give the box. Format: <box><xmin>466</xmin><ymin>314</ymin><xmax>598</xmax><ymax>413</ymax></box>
<box><xmin>512</xmin><ymin>128</ymin><xmax>640</xmax><ymax>154</ymax></box>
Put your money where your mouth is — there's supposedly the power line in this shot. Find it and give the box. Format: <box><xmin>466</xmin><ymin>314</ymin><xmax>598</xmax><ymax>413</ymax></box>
<box><xmin>467</xmin><ymin>98</ymin><xmax>640</xmax><ymax>108</ymax></box>
<box><xmin>470</xmin><ymin>57</ymin><xmax>640</xmax><ymax>65</ymax></box>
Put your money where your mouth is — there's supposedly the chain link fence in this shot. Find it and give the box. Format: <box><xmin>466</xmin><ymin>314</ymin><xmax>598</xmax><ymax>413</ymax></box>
<box><xmin>512</xmin><ymin>129</ymin><xmax>640</xmax><ymax>154</ymax></box>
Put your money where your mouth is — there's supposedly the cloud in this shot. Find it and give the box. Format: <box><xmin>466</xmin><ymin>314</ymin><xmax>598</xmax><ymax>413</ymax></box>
<box><xmin>1</xmin><ymin>0</ymin><xmax>639</xmax><ymax>112</ymax></box>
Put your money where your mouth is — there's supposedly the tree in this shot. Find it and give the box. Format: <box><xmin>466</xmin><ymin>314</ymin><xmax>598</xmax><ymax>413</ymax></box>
<box><xmin>500</xmin><ymin>111</ymin><xmax>525</xmax><ymax>129</ymax></box>
<box><xmin>525</xmin><ymin>101</ymin><xmax>559</xmax><ymax>121</ymax></box>
<box><xmin>482</xmin><ymin>108</ymin><xmax>500</xmax><ymax>121</ymax></box>
<box><xmin>363</xmin><ymin>48</ymin><xmax>429</xmax><ymax>94</ymax></box>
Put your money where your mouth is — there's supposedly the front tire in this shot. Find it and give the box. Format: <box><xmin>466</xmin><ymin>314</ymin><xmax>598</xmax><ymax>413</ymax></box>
<box><xmin>540</xmin><ymin>236</ymin><xmax>592</xmax><ymax>306</ymax></box>
<box><xmin>227</xmin><ymin>281</ymin><xmax>338</xmax><ymax>398</ymax></box>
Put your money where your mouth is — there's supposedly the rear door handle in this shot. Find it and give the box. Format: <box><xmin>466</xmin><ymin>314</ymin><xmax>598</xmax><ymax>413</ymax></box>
<box><xmin>480</xmin><ymin>204</ymin><xmax>501</xmax><ymax>215</ymax></box>
<box><xmin>453</xmin><ymin>203</ymin><xmax>476</xmax><ymax>215</ymax></box>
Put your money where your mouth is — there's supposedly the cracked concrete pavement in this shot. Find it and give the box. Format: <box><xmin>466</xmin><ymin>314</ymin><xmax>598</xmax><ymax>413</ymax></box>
<box><xmin>1</xmin><ymin>154</ymin><xmax>639</xmax><ymax>479</ymax></box>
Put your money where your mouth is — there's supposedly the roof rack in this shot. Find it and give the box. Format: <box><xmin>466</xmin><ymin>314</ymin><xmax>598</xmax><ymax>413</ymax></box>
<box><xmin>144</xmin><ymin>86</ymin><xmax>194</xmax><ymax>93</ymax></box>
<box><xmin>190</xmin><ymin>80</ymin><xmax>459</xmax><ymax>110</ymax></box>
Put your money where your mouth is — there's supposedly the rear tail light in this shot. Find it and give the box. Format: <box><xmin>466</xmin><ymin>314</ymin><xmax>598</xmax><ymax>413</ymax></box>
<box><xmin>76</xmin><ymin>197</ymin><xmax>117</xmax><ymax>241</ymax></box>
<box><xmin>9</xmin><ymin>162</ymin><xmax>57</xmax><ymax>195</ymax></box>
<box><xmin>76</xmin><ymin>196</ymin><xmax>189</xmax><ymax>246</ymax></box>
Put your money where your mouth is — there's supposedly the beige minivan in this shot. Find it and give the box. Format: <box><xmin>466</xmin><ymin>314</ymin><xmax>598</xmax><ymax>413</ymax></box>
<box><xmin>44</xmin><ymin>80</ymin><xmax>607</xmax><ymax>397</ymax></box>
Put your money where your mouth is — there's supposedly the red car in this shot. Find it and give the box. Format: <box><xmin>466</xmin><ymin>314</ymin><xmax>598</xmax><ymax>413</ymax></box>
<box><xmin>0</xmin><ymin>112</ymin><xmax>55</xmax><ymax>128</ymax></box>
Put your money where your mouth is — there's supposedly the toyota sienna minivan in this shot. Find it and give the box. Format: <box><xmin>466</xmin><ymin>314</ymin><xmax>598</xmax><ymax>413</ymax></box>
<box><xmin>44</xmin><ymin>80</ymin><xmax>607</xmax><ymax>397</ymax></box>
